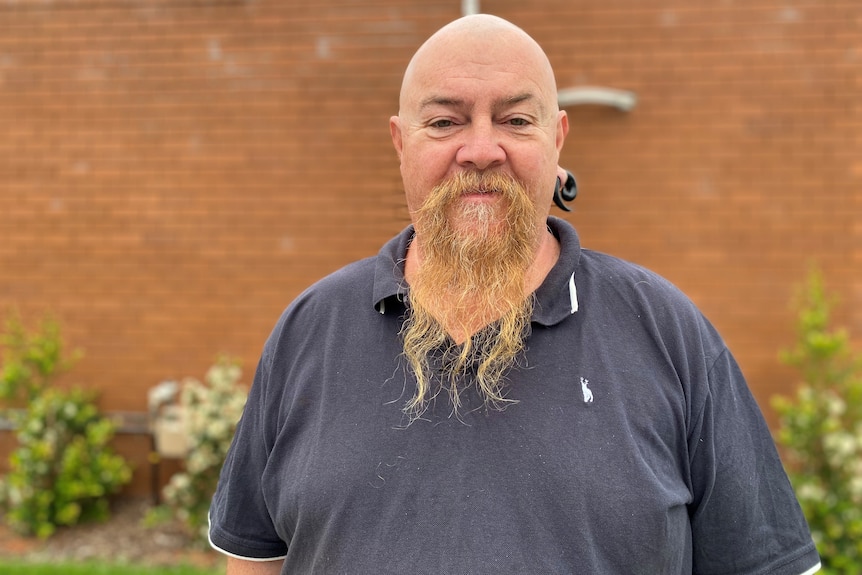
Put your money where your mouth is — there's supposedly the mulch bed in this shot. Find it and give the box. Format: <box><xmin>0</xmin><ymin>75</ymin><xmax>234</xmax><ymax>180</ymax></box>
<box><xmin>0</xmin><ymin>498</ymin><xmax>223</xmax><ymax>568</ymax></box>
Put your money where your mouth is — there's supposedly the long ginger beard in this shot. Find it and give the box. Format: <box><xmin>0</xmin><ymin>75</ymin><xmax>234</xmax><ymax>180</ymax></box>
<box><xmin>401</xmin><ymin>171</ymin><xmax>541</xmax><ymax>419</ymax></box>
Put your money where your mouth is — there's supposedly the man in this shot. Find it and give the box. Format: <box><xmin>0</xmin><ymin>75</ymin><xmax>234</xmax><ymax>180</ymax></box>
<box><xmin>209</xmin><ymin>14</ymin><xmax>820</xmax><ymax>575</ymax></box>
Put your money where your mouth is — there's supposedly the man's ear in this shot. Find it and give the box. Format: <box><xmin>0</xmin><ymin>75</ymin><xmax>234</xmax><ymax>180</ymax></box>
<box><xmin>389</xmin><ymin>116</ymin><xmax>403</xmax><ymax>161</ymax></box>
<box><xmin>556</xmin><ymin>111</ymin><xmax>569</xmax><ymax>152</ymax></box>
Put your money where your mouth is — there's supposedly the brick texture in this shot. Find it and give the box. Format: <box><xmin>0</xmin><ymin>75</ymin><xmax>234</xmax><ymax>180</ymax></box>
<box><xmin>0</xmin><ymin>1</ymin><xmax>859</xmax><ymax>493</ymax></box>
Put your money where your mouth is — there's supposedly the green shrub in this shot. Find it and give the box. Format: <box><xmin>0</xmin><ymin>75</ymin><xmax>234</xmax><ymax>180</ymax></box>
<box><xmin>772</xmin><ymin>269</ymin><xmax>862</xmax><ymax>574</ymax></box>
<box><xmin>161</xmin><ymin>357</ymin><xmax>247</xmax><ymax>542</ymax></box>
<box><xmin>0</xmin><ymin>312</ymin><xmax>132</xmax><ymax>538</ymax></box>
<box><xmin>0</xmin><ymin>387</ymin><xmax>133</xmax><ymax>538</ymax></box>
<box><xmin>0</xmin><ymin>311</ymin><xmax>76</xmax><ymax>406</ymax></box>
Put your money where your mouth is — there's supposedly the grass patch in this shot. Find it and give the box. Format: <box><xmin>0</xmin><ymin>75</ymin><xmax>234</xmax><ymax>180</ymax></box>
<box><xmin>0</xmin><ymin>561</ymin><xmax>222</xmax><ymax>575</ymax></box>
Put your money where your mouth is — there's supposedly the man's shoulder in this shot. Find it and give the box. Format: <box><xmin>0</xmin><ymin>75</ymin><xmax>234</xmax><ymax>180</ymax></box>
<box><xmin>298</xmin><ymin>227</ymin><xmax>409</xmax><ymax>305</ymax></box>
<box><xmin>260</xmin><ymin>255</ymin><xmax>382</xmax><ymax>362</ymax></box>
<box><xmin>578</xmin><ymin>249</ymin><xmax>685</xmax><ymax>297</ymax></box>
<box><xmin>290</xmin><ymin>255</ymin><xmax>379</xmax><ymax>310</ymax></box>
<box><xmin>576</xmin><ymin>248</ymin><xmax>710</xmax><ymax>329</ymax></box>
<box><xmin>314</xmin><ymin>255</ymin><xmax>378</xmax><ymax>291</ymax></box>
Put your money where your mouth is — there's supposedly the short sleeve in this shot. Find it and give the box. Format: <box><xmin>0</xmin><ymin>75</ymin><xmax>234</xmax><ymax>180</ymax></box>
<box><xmin>208</xmin><ymin>354</ymin><xmax>288</xmax><ymax>560</ymax></box>
<box><xmin>687</xmin><ymin>348</ymin><xmax>820</xmax><ymax>575</ymax></box>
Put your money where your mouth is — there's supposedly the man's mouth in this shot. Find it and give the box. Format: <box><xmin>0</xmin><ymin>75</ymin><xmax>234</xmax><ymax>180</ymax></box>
<box><xmin>462</xmin><ymin>187</ymin><xmax>498</xmax><ymax>197</ymax></box>
<box><xmin>461</xmin><ymin>189</ymin><xmax>499</xmax><ymax>202</ymax></box>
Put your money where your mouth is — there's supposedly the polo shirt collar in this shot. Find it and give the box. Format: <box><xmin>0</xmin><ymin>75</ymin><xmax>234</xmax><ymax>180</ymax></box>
<box><xmin>372</xmin><ymin>216</ymin><xmax>581</xmax><ymax>327</ymax></box>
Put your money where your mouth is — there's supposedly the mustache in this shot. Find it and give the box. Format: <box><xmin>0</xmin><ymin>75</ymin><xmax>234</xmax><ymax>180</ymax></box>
<box><xmin>434</xmin><ymin>171</ymin><xmax>523</xmax><ymax>200</ymax></box>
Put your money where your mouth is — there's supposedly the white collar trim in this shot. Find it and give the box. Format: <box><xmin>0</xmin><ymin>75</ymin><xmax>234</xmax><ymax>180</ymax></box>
<box><xmin>569</xmin><ymin>272</ymin><xmax>578</xmax><ymax>314</ymax></box>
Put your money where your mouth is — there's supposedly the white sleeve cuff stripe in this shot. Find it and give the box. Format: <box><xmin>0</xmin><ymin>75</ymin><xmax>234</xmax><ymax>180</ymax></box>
<box><xmin>207</xmin><ymin>513</ymin><xmax>287</xmax><ymax>562</ymax></box>
<box><xmin>798</xmin><ymin>562</ymin><xmax>821</xmax><ymax>575</ymax></box>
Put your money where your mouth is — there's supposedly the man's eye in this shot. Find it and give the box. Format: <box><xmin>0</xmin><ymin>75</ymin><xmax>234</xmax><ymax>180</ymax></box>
<box><xmin>430</xmin><ymin>119</ymin><xmax>454</xmax><ymax>128</ymax></box>
<box><xmin>508</xmin><ymin>118</ymin><xmax>530</xmax><ymax>126</ymax></box>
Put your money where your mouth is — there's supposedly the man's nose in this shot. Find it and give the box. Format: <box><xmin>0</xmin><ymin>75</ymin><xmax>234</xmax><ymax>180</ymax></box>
<box><xmin>455</xmin><ymin>120</ymin><xmax>506</xmax><ymax>170</ymax></box>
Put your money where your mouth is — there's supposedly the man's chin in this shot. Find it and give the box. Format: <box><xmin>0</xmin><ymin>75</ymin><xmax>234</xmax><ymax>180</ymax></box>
<box><xmin>449</xmin><ymin>220</ymin><xmax>509</xmax><ymax>243</ymax></box>
<box><xmin>447</xmin><ymin>204</ymin><xmax>508</xmax><ymax>237</ymax></box>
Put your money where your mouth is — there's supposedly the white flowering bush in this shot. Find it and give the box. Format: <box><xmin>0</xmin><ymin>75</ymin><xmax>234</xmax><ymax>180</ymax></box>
<box><xmin>162</xmin><ymin>357</ymin><xmax>247</xmax><ymax>542</ymax></box>
<box><xmin>773</xmin><ymin>270</ymin><xmax>862</xmax><ymax>574</ymax></box>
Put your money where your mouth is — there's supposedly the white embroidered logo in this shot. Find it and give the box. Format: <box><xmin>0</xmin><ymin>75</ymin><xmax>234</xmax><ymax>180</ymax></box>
<box><xmin>580</xmin><ymin>377</ymin><xmax>594</xmax><ymax>403</ymax></box>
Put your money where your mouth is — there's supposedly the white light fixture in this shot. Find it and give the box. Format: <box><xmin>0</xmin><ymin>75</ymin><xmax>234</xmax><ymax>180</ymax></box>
<box><xmin>557</xmin><ymin>87</ymin><xmax>637</xmax><ymax>112</ymax></box>
<box><xmin>462</xmin><ymin>0</ymin><xmax>479</xmax><ymax>15</ymax></box>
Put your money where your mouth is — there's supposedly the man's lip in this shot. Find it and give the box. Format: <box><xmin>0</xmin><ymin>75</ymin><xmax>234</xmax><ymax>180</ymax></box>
<box><xmin>460</xmin><ymin>191</ymin><xmax>500</xmax><ymax>203</ymax></box>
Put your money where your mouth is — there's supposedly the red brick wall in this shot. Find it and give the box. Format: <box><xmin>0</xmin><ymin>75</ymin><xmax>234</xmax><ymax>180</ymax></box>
<box><xmin>0</xmin><ymin>1</ymin><xmax>859</xmax><ymax>493</ymax></box>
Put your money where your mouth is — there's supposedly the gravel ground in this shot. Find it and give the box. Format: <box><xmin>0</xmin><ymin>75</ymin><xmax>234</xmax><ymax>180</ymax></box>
<box><xmin>0</xmin><ymin>498</ymin><xmax>224</xmax><ymax>569</ymax></box>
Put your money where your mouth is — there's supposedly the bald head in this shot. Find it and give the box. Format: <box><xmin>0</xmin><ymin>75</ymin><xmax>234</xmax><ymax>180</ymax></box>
<box><xmin>398</xmin><ymin>15</ymin><xmax>559</xmax><ymax>116</ymax></box>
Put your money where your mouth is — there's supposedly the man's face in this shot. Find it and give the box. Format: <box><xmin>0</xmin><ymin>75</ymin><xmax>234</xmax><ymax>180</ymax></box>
<box><xmin>390</xmin><ymin>20</ymin><xmax>568</xmax><ymax>241</ymax></box>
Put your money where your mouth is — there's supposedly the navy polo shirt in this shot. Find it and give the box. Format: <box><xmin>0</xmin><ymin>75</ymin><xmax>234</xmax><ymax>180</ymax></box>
<box><xmin>209</xmin><ymin>217</ymin><xmax>819</xmax><ymax>574</ymax></box>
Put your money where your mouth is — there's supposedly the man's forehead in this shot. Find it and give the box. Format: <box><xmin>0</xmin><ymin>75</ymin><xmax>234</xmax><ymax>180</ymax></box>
<box><xmin>400</xmin><ymin>18</ymin><xmax>557</xmax><ymax>116</ymax></box>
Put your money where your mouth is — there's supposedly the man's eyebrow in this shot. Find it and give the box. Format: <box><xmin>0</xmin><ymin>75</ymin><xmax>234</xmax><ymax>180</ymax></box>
<box><xmin>419</xmin><ymin>96</ymin><xmax>465</xmax><ymax>111</ymax></box>
<box><xmin>503</xmin><ymin>92</ymin><xmax>534</xmax><ymax>106</ymax></box>
<box><xmin>501</xmin><ymin>92</ymin><xmax>546</xmax><ymax>115</ymax></box>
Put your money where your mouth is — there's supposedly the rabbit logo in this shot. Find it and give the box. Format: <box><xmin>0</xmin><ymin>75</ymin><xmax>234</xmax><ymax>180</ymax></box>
<box><xmin>580</xmin><ymin>377</ymin><xmax>594</xmax><ymax>404</ymax></box>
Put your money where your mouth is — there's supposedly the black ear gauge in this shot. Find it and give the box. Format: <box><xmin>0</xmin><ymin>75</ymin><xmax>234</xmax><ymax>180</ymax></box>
<box><xmin>562</xmin><ymin>170</ymin><xmax>577</xmax><ymax>201</ymax></box>
<box><xmin>553</xmin><ymin>170</ymin><xmax>578</xmax><ymax>212</ymax></box>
